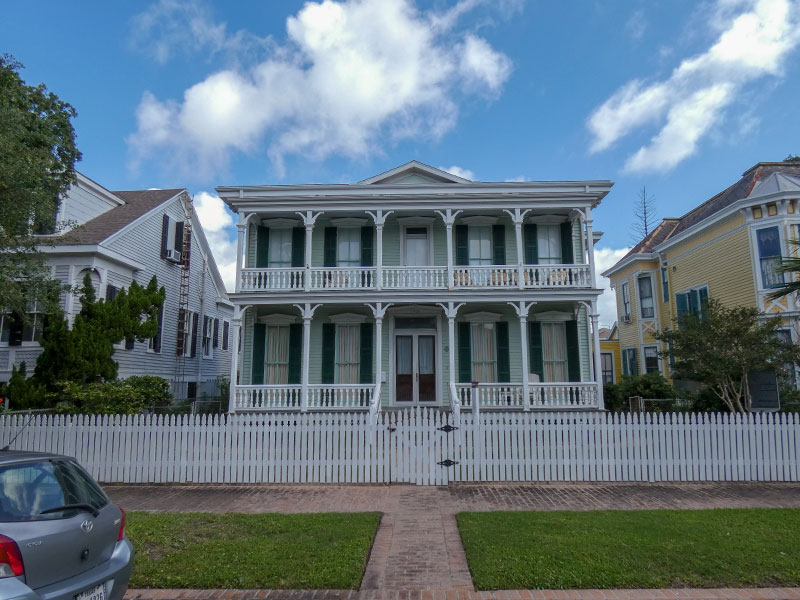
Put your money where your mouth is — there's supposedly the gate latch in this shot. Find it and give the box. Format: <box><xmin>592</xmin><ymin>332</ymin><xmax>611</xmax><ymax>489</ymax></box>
<box><xmin>438</xmin><ymin>459</ymin><xmax>459</xmax><ymax>467</ymax></box>
<box><xmin>387</xmin><ymin>427</ymin><xmax>396</xmax><ymax>432</ymax></box>
<box><xmin>438</xmin><ymin>424</ymin><xmax>458</xmax><ymax>433</ymax></box>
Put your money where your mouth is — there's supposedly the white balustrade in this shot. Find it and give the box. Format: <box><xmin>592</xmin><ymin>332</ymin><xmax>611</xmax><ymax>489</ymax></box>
<box><xmin>308</xmin><ymin>384</ymin><xmax>373</xmax><ymax>409</ymax></box>
<box><xmin>455</xmin><ymin>383</ymin><xmax>525</xmax><ymax>408</ymax></box>
<box><xmin>521</xmin><ymin>264</ymin><xmax>592</xmax><ymax>288</ymax></box>
<box><xmin>452</xmin><ymin>266</ymin><xmax>518</xmax><ymax>288</ymax></box>
<box><xmin>382</xmin><ymin>266</ymin><xmax>448</xmax><ymax>289</ymax></box>
<box><xmin>240</xmin><ymin>268</ymin><xmax>304</xmax><ymax>291</ymax></box>
<box><xmin>235</xmin><ymin>385</ymin><xmax>302</xmax><ymax>409</ymax></box>
<box><xmin>309</xmin><ymin>267</ymin><xmax>377</xmax><ymax>290</ymax></box>
<box><xmin>455</xmin><ymin>382</ymin><xmax>599</xmax><ymax>409</ymax></box>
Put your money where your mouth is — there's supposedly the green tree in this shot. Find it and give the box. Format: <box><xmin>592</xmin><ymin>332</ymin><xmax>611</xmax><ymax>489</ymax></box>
<box><xmin>0</xmin><ymin>55</ymin><xmax>82</xmax><ymax>316</ymax></box>
<box><xmin>34</xmin><ymin>272</ymin><xmax>165</xmax><ymax>387</ymax></box>
<box><xmin>655</xmin><ymin>299</ymin><xmax>800</xmax><ymax>412</ymax></box>
<box><xmin>784</xmin><ymin>154</ymin><xmax>800</xmax><ymax>161</ymax></box>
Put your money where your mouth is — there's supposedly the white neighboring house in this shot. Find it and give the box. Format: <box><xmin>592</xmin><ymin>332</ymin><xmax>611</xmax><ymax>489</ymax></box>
<box><xmin>0</xmin><ymin>172</ymin><xmax>233</xmax><ymax>400</ymax></box>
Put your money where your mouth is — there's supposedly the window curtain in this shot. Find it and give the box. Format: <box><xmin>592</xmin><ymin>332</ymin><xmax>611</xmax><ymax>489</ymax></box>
<box><xmin>336</xmin><ymin>325</ymin><xmax>360</xmax><ymax>383</ymax></box>
<box><xmin>265</xmin><ymin>325</ymin><xmax>290</xmax><ymax>384</ymax></box>
<box><xmin>537</xmin><ymin>224</ymin><xmax>562</xmax><ymax>265</ymax></box>
<box><xmin>542</xmin><ymin>322</ymin><xmax>567</xmax><ymax>381</ymax></box>
<box><xmin>471</xmin><ymin>323</ymin><xmax>496</xmax><ymax>382</ymax></box>
<box><xmin>268</xmin><ymin>229</ymin><xmax>293</xmax><ymax>267</ymax></box>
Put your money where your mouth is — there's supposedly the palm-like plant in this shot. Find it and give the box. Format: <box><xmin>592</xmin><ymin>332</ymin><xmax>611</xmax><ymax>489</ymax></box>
<box><xmin>769</xmin><ymin>239</ymin><xmax>800</xmax><ymax>299</ymax></box>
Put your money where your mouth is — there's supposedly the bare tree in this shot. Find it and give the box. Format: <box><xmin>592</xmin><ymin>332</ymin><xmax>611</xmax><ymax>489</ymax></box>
<box><xmin>631</xmin><ymin>185</ymin><xmax>656</xmax><ymax>243</ymax></box>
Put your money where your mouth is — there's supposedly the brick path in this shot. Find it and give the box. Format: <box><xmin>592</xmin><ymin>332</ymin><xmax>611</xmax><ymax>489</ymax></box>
<box><xmin>112</xmin><ymin>482</ymin><xmax>800</xmax><ymax>598</ymax></box>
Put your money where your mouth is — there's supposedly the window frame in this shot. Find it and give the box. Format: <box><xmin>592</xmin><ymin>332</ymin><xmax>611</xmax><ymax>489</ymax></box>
<box><xmin>755</xmin><ymin>225</ymin><xmax>785</xmax><ymax>289</ymax></box>
<box><xmin>470</xmin><ymin>322</ymin><xmax>497</xmax><ymax>383</ymax></box>
<box><xmin>180</xmin><ymin>310</ymin><xmax>195</xmax><ymax>358</ymax></box>
<box><xmin>643</xmin><ymin>345</ymin><xmax>660</xmax><ymax>374</ymax></box>
<box><xmin>268</xmin><ymin>227</ymin><xmax>293</xmax><ymax>268</ymax></box>
<box><xmin>202</xmin><ymin>315</ymin><xmax>213</xmax><ymax>359</ymax></box>
<box><xmin>661</xmin><ymin>267</ymin><xmax>669</xmax><ymax>302</ymax></box>
<box><xmin>264</xmin><ymin>324</ymin><xmax>291</xmax><ymax>385</ymax></box>
<box><xmin>467</xmin><ymin>225</ymin><xmax>493</xmax><ymax>266</ymax></box>
<box><xmin>334</xmin><ymin>323</ymin><xmax>361</xmax><ymax>384</ymax></box>
<box><xmin>637</xmin><ymin>274</ymin><xmax>655</xmax><ymax>319</ymax></box>
<box><xmin>676</xmin><ymin>284</ymin><xmax>709</xmax><ymax>323</ymax></box>
<box><xmin>601</xmin><ymin>352</ymin><xmax>615</xmax><ymax>384</ymax></box>
<box><xmin>621</xmin><ymin>282</ymin><xmax>631</xmax><ymax>321</ymax></box>
<box><xmin>537</xmin><ymin>223</ymin><xmax>563</xmax><ymax>265</ymax></box>
<box><xmin>336</xmin><ymin>227</ymin><xmax>361</xmax><ymax>268</ymax></box>
<box><xmin>622</xmin><ymin>348</ymin><xmax>637</xmax><ymax>376</ymax></box>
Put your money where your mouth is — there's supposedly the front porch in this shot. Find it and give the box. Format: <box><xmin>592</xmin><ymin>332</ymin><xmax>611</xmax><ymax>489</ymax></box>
<box><xmin>228</xmin><ymin>301</ymin><xmax>605</xmax><ymax>413</ymax></box>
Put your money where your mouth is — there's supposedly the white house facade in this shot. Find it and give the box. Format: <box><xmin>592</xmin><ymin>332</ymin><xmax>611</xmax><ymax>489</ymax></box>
<box><xmin>219</xmin><ymin>162</ymin><xmax>612</xmax><ymax>414</ymax></box>
<box><xmin>0</xmin><ymin>172</ymin><xmax>233</xmax><ymax>400</ymax></box>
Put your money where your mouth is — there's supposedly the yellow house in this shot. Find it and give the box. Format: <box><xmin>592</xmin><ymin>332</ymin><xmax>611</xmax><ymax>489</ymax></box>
<box><xmin>602</xmin><ymin>160</ymin><xmax>800</xmax><ymax>383</ymax></box>
<box><xmin>599</xmin><ymin>322</ymin><xmax>621</xmax><ymax>384</ymax></box>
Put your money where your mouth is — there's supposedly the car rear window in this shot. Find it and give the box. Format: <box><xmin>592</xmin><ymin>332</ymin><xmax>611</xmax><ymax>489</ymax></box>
<box><xmin>0</xmin><ymin>460</ymin><xmax>108</xmax><ymax>522</ymax></box>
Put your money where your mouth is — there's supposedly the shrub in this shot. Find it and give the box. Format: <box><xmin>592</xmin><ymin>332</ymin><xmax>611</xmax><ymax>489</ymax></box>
<box><xmin>603</xmin><ymin>373</ymin><xmax>678</xmax><ymax>412</ymax></box>
<box><xmin>123</xmin><ymin>375</ymin><xmax>173</xmax><ymax>409</ymax></box>
<box><xmin>53</xmin><ymin>380</ymin><xmax>147</xmax><ymax>414</ymax></box>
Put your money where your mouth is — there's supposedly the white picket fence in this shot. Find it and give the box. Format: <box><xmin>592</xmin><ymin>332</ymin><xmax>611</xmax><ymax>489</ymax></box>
<box><xmin>1</xmin><ymin>410</ymin><xmax>798</xmax><ymax>485</ymax></box>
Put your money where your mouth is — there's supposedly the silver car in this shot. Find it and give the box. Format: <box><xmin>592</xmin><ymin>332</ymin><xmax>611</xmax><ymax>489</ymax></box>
<box><xmin>0</xmin><ymin>450</ymin><xmax>133</xmax><ymax>600</ymax></box>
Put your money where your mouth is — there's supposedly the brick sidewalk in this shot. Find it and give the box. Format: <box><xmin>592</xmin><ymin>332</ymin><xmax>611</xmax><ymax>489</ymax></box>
<box><xmin>113</xmin><ymin>482</ymin><xmax>800</xmax><ymax>597</ymax></box>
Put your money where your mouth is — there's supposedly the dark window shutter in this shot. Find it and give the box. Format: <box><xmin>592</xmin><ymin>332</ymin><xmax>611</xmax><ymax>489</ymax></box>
<box><xmin>213</xmin><ymin>318</ymin><xmax>219</xmax><ymax>348</ymax></box>
<box><xmin>106</xmin><ymin>284</ymin><xmax>118</xmax><ymax>301</ymax></box>
<box><xmin>153</xmin><ymin>305</ymin><xmax>163</xmax><ymax>353</ymax></box>
<box><xmin>222</xmin><ymin>321</ymin><xmax>229</xmax><ymax>351</ymax></box>
<box><xmin>190</xmin><ymin>312</ymin><xmax>198</xmax><ymax>358</ymax></box>
<box><xmin>182</xmin><ymin>228</ymin><xmax>192</xmax><ymax>269</ymax></box>
<box><xmin>496</xmin><ymin>321</ymin><xmax>510</xmax><ymax>382</ymax></box>
<box><xmin>323</xmin><ymin>227</ymin><xmax>337</xmax><ymax>267</ymax></box>
<box><xmin>676</xmin><ymin>292</ymin><xmax>689</xmax><ymax>325</ymax></box>
<box><xmin>287</xmin><ymin>323</ymin><xmax>302</xmax><ymax>384</ymax></box>
<box><xmin>524</xmin><ymin>223</ymin><xmax>538</xmax><ymax>264</ymax></box>
<box><xmin>698</xmin><ymin>287</ymin><xmax>709</xmax><ymax>320</ymax></box>
<box><xmin>529</xmin><ymin>321</ymin><xmax>544</xmax><ymax>382</ymax></box>
<box><xmin>176</xmin><ymin>308</ymin><xmax>186</xmax><ymax>356</ymax></box>
<box><xmin>455</xmin><ymin>224</ymin><xmax>469</xmax><ymax>266</ymax></box>
<box><xmin>160</xmin><ymin>214</ymin><xmax>170</xmax><ymax>258</ymax></box>
<box><xmin>8</xmin><ymin>313</ymin><xmax>24</xmax><ymax>347</ymax></box>
<box><xmin>360</xmin><ymin>226</ymin><xmax>373</xmax><ymax>267</ymax></box>
<box><xmin>174</xmin><ymin>221</ymin><xmax>184</xmax><ymax>253</ymax></box>
<box><xmin>560</xmin><ymin>221</ymin><xmax>574</xmax><ymax>264</ymax></box>
<box><xmin>321</xmin><ymin>323</ymin><xmax>336</xmax><ymax>383</ymax></box>
<box><xmin>457</xmin><ymin>322</ymin><xmax>472</xmax><ymax>383</ymax></box>
<box><xmin>291</xmin><ymin>227</ymin><xmax>305</xmax><ymax>268</ymax></box>
<box><xmin>492</xmin><ymin>224</ymin><xmax>505</xmax><ymax>265</ymax></box>
<box><xmin>631</xmin><ymin>349</ymin><xmax>639</xmax><ymax>376</ymax></box>
<box><xmin>252</xmin><ymin>323</ymin><xmax>266</xmax><ymax>385</ymax></box>
<box><xmin>256</xmin><ymin>226</ymin><xmax>269</xmax><ymax>268</ymax></box>
<box><xmin>125</xmin><ymin>336</ymin><xmax>135</xmax><ymax>350</ymax></box>
<box><xmin>360</xmin><ymin>322</ymin><xmax>373</xmax><ymax>384</ymax></box>
<box><xmin>566</xmin><ymin>319</ymin><xmax>580</xmax><ymax>382</ymax></box>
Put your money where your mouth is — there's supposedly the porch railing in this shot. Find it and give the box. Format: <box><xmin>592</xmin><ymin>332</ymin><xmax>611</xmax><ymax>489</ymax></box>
<box><xmin>234</xmin><ymin>385</ymin><xmax>303</xmax><ymax>410</ymax></box>
<box><xmin>234</xmin><ymin>384</ymin><xmax>373</xmax><ymax>410</ymax></box>
<box><xmin>240</xmin><ymin>268</ymin><xmax>305</xmax><ymax>291</ymax></box>
<box><xmin>522</xmin><ymin>264</ymin><xmax>592</xmax><ymax>288</ymax></box>
<box><xmin>382</xmin><ymin>266</ymin><xmax>448</xmax><ymax>289</ymax></box>
<box><xmin>308</xmin><ymin>267</ymin><xmax>376</xmax><ymax>290</ymax></box>
<box><xmin>453</xmin><ymin>266</ymin><xmax>518</xmax><ymax>288</ymax></box>
<box><xmin>455</xmin><ymin>382</ymin><xmax>599</xmax><ymax>410</ymax></box>
<box><xmin>308</xmin><ymin>384</ymin><xmax>373</xmax><ymax>409</ymax></box>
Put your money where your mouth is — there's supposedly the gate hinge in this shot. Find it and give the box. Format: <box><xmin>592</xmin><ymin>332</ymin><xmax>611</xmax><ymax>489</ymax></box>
<box><xmin>387</xmin><ymin>427</ymin><xmax>396</xmax><ymax>432</ymax></box>
<box><xmin>438</xmin><ymin>459</ymin><xmax>459</xmax><ymax>467</ymax></box>
<box><xmin>438</xmin><ymin>424</ymin><xmax>458</xmax><ymax>433</ymax></box>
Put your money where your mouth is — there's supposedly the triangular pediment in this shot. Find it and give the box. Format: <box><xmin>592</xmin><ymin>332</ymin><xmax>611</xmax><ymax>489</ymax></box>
<box><xmin>748</xmin><ymin>172</ymin><xmax>800</xmax><ymax>199</ymax></box>
<box><xmin>359</xmin><ymin>161</ymin><xmax>471</xmax><ymax>185</ymax></box>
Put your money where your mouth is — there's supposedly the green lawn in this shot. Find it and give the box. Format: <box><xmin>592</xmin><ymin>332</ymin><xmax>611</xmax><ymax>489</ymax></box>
<box><xmin>457</xmin><ymin>508</ymin><xmax>800</xmax><ymax>590</ymax></box>
<box><xmin>127</xmin><ymin>512</ymin><xmax>381</xmax><ymax>589</ymax></box>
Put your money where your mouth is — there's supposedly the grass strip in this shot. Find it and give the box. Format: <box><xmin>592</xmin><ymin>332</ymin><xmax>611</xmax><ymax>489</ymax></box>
<box><xmin>457</xmin><ymin>508</ymin><xmax>800</xmax><ymax>590</ymax></box>
<box><xmin>127</xmin><ymin>511</ymin><xmax>381</xmax><ymax>589</ymax></box>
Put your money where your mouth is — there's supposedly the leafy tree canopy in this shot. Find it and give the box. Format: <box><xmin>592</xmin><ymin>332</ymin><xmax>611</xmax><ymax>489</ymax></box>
<box><xmin>0</xmin><ymin>54</ymin><xmax>81</xmax><ymax>315</ymax></box>
<box><xmin>655</xmin><ymin>299</ymin><xmax>800</xmax><ymax>412</ymax></box>
<box><xmin>784</xmin><ymin>154</ymin><xmax>800</xmax><ymax>162</ymax></box>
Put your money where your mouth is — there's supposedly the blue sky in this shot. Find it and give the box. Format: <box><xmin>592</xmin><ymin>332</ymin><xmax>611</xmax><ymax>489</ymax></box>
<box><xmin>3</xmin><ymin>0</ymin><xmax>799</xmax><ymax>325</ymax></box>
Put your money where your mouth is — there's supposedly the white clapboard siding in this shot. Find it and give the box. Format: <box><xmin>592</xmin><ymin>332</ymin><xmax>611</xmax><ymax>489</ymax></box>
<box><xmin>1</xmin><ymin>411</ymin><xmax>798</xmax><ymax>485</ymax></box>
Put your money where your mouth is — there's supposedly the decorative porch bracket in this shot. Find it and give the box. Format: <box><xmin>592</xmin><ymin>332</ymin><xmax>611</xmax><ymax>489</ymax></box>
<box><xmin>367</xmin><ymin>302</ymin><xmax>393</xmax><ymax>420</ymax></box>
<box><xmin>434</xmin><ymin>209</ymin><xmax>462</xmax><ymax>289</ymax></box>
<box><xmin>508</xmin><ymin>301</ymin><xmax>536</xmax><ymax>411</ymax></box>
<box><xmin>293</xmin><ymin>302</ymin><xmax>322</xmax><ymax>412</ymax></box>
<box><xmin>437</xmin><ymin>301</ymin><xmax>465</xmax><ymax>420</ymax></box>
<box><xmin>366</xmin><ymin>210</ymin><xmax>394</xmax><ymax>291</ymax></box>
<box><xmin>295</xmin><ymin>210</ymin><xmax>324</xmax><ymax>292</ymax></box>
<box><xmin>503</xmin><ymin>208</ymin><xmax>531</xmax><ymax>290</ymax></box>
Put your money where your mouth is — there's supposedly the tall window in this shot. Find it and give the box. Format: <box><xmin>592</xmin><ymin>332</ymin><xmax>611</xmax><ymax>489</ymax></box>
<box><xmin>268</xmin><ymin>228</ymin><xmax>292</xmax><ymax>267</ymax></box>
<box><xmin>622</xmin><ymin>348</ymin><xmax>638</xmax><ymax>376</ymax></box>
<box><xmin>202</xmin><ymin>316</ymin><xmax>212</xmax><ymax>357</ymax></box>
<box><xmin>538</xmin><ymin>224</ymin><xmax>562</xmax><ymax>265</ymax></box>
<box><xmin>676</xmin><ymin>285</ymin><xmax>708</xmax><ymax>323</ymax></box>
<box><xmin>644</xmin><ymin>346</ymin><xmax>659</xmax><ymax>373</ymax></box>
<box><xmin>265</xmin><ymin>325</ymin><xmax>290</xmax><ymax>384</ymax></box>
<box><xmin>661</xmin><ymin>267</ymin><xmax>669</xmax><ymax>302</ymax></box>
<box><xmin>542</xmin><ymin>322</ymin><xmax>567</xmax><ymax>381</ymax></box>
<box><xmin>335</xmin><ymin>324</ymin><xmax>360</xmax><ymax>383</ymax></box>
<box><xmin>621</xmin><ymin>282</ymin><xmax>631</xmax><ymax>321</ymax></box>
<box><xmin>756</xmin><ymin>226</ymin><xmax>784</xmax><ymax>288</ymax></box>
<box><xmin>337</xmin><ymin>228</ymin><xmax>361</xmax><ymax>267</ymax></box>
<box><xmin>638</xmin><ymin>275</ymin><xmax>654</xmax><ymax>319</ymax></box>
<box><xmin>22</xmin><ymin>302</ymin><xmax>44</xmax><ymax>343</ymax></box>
<box><xmin>601</xmin><ymin>352</ymin><xmax>614</xmax><ymax>383</ymax></box>
<box><xmin>468</xmin><ymin>226</ymin><xmax>492</xmax><ymax>265</ymax></box>
<box><xmin>470</xmin><ymin>323</ymin><xmax>496</xmax><ymax>382</ymax></box>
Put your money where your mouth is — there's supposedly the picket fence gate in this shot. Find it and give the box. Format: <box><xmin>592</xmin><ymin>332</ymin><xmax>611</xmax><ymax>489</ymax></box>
<box><xmin>1</xmin><ymin>410</ymin><xmax>798</xmax><ymax>485</ymax></box>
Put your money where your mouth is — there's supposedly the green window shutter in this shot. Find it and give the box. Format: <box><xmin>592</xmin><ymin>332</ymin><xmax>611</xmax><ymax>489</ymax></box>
<box><xmin>323</xmin><ymin>227</ymin><xmax>337</xmax><ymax>267</ymax></box>
<box><xmin>689</xmin><ymin>289</ymin><xmax>700</xmax><ymax>316</ymax></box>
<box><xmin>698</xmin><ymin>287</ymin><xmax>709</xmax><ymax>320</ymax></box>
<box><xmin>565</xmin><ymin>320</ymin><xmax>580</xmax><ymax>382</ymax></box>
<box><xmin>252</xmin><ymin>323</ymin><xmax>266</xmax><ymax>385</ymax></box>
<box><xmin>560</xmin><ymin>221</ymin><xmax>574</xmax><ymax>264</ymax></box>
<box><xmin>291</xmin><ymin>227</ymin><xmax>305</xmax><ymax>268</ymax></box>
<box><xmin>529</xmin><ymin>321</ymin><xmax>544</xmax><ymax>381</ymax></box>
<box><xmin>360</xmin><ymin>226</ymin><xmax>374</xmax><ymax>266</ymax></box>
<box><xmin>676</xmin><ymin>292</ymin><xmax>689</xmax><ymax>325</ymax></box>
<box><xmin>622</xmin><ymin>350</ymin><xmax>628</xmax><ymax>376</ymax></box>
<box><xmin>492</xmin><ymin>224</ymin><xmax>506</xmax><ymax>265</ymax></box>
<box><xmin>496</xmin><ymin>321</ymin><xmax>510</xmax><ymax>382</ymax></box>
<box><xmin>455</xmin><ymin>224</ymin><xmax>469</xmax><ymax>266</ymax></box>
<box><xmin>256</xmin><ymin>226</ymin><xmax>269</xmax><ymax>268</ymax></box>
<box><xmin>359</xmin><ymin>322</ymin><xmax>373</xmax><ymax>384</ymax></box>
<box><xmin>630</xmin><ymin>349</ymin><xmax>639</xmax><ymax>376</ymax></box>
<box><xmin>321</xmin><ymin>323</ymin><xmax>335</xmax><ymax>383</ymax></box>
<box><xmin>524</xmin><ymin>223</ymin><xmax>538</xmax><ymax>264</ymax></box>
<box><xmin>287</xmin><ymin>323</ymin><xmax>302</xmax><ymax>384</ymax></box>
<box><xmin>457</xmin><ymin>322</ymin><xmax>472</xmax><ymax>383</ymax></box>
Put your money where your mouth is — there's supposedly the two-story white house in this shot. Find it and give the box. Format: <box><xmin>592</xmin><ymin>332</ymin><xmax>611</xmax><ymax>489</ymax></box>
<box><xmin>219</xmin><ymin>162</ymin><xmax>611</xmax><ymax>414</ymax></box>
<box><xmin>0</xmin><ymin>172</ymin><xmax>233</xmax><ymax>400</ymax></box>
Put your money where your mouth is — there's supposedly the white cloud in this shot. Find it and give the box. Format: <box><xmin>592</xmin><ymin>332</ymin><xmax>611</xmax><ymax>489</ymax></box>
<box><xmin>194</xmin><ymin>191</ymin><xmax>236</xmax><ymax>291</ymax></box>
<box><xmin>504</xmin><ymin>175</ymin><xmax>528</xmax><ymax>182</ymax></box>
<box><xmin>587</xmin><ymin>0</ymin><xmax>800</xmax><ymax>173</ymax></box>
<box><xmin>624</xmin><ymin>9</ymin><xmax>647</xmax><ymax>41</ymax></box>
<box><xmin>438</xmin><ymin>165</ymin><xmax>476</xmax><ymax>180</ymax></box>
<box><xmin>594</xmin><ymin>247</ymin><xmax>632</xmax><ymax>328</ymax></box>
<box><xmin>128</xmin><ymin>0</ymin><xmax>512</xmax><ymax>178</ymax></box>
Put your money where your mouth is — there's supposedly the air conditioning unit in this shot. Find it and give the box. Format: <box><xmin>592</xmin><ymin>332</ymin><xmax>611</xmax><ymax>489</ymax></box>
<box><xmin>165</xmin><ymin>248</ymin><xmax>182</xmax><ymax>263</ymax></box>
<box><xmin>621</xmin><ymin>315</ymin><xmax>632</xmax><ymax>323</ymax></box>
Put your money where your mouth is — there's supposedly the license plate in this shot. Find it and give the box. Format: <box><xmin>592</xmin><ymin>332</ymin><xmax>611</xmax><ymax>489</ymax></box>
<box><xmin>75</xmin><ymin>584</ymin><xmax>105</xmax><ymax>600</ymax></box>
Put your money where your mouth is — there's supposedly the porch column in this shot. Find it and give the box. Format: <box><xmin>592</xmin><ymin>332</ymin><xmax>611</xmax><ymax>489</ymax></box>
<box><xmin>510</xmin><ymin>301</ymin><xmax>534</xmax><ymax>411</ymax></box>
<box><xmin>436</xmin><ymin>209</ymin><xmax>461</xmax><ymax>290</ymax></box>
<box><xmin>504</xmin><ymin>209</ymin><xmax>530</xmax><ymax>290</ymax></box>
<box><xmin>368</xmin><ymin>302</ymin><xmax>391</xmax><ymax>415</ymax></box>
<box><xmin>228</xmin><ymin>308</ymin><xmax>242</xmax><ymax>413</ymax></box>
<box><xmin>297</xmin><ymin>211</ymin><xmax>322</xmax><ymax>292</ymax></box>
<box><xmin>367</xmin><ymin>210</ymin><xmax>392</xmax><ymax>291</ymax></box>
<box><xmin>585</xmin><ymin>207</ymin><xmax>597</xmax><ymax>288</ymax></box>
<box><xmin>590</xmin><ymin>303</ymin><xmax>605</xmax><ymax>410</ymax></box>
<box><xmin>438</xmin><ymin>301</ymin><xmax>464</xmax><ymax>418</ymax></box>
<box><xmin>295</xmin><ymin>302</ymin><xmax>321</xmax><ymax>412</ymax></box>
<box><xmin>235</xmin><ymin>219</ymin><xmax>246</xmax><ymax>293</ymax></box>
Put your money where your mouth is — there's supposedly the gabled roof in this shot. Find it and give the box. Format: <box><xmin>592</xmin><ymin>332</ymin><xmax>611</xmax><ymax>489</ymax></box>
<box><xmin>59</xmin><ymin>188</ymin><xmax>183</xmax><ymax>245</ymax></box>
<box><xmin>616</xmin><ymin>218</ymin><xmax>680</xmax><ymax>263</ymax></box>
<box><xmin>358</xmin><ymin>160</ymin><xmax>472</xmax><ymax>184</ymax></box>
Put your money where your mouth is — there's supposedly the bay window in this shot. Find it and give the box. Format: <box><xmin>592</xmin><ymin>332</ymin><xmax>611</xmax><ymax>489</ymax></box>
<box><xmin>756</xmin><ymin>226</ymin><xmax>784</xmax><ymax>289</ymax></box>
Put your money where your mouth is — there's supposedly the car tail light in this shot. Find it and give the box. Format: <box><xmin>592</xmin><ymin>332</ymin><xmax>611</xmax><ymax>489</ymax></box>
<box><xmin>0</xmin><ymin>534</ymin><xmax>24</xmax><ymax>577</ymax></box>
<box><xmin>117</xmin><ymin>507</ymin><xmax>126</xmax><ymax>542</ymax></box>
